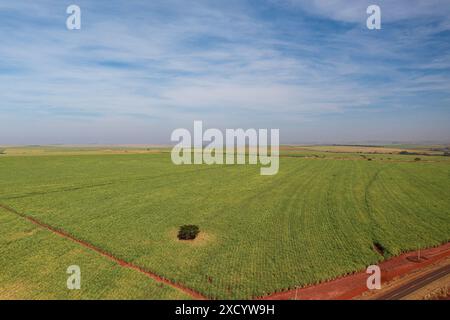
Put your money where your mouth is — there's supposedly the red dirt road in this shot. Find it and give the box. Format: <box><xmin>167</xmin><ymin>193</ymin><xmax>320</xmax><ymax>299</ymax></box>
<box><xmin>259</xmin><ymin>242</ymin><xmax>450</xmax><ymax>300</ymax></box>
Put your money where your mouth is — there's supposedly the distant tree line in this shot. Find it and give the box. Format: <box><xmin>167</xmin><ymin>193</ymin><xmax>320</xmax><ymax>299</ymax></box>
<box><xmin>399</xmin><ymin>150</ymin><xmax>450</xmax><ymax>157</ymax></box>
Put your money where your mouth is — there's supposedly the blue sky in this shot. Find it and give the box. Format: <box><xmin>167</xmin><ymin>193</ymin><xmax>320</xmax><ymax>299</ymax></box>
<box><xmin>0</xmin><ymin>0</ymin><xmax>449</xmax><ymax>144</ymax></box>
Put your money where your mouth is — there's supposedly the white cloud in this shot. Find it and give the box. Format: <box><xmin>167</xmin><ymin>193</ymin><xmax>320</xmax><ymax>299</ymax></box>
<box><xmin>0</xmin><ymin>1</ymin><xmax>449</xmax><ymax>143</ymax></box>
<box><xmin>282</xmin><ymin>0</ymin><xmax>450</xmax><ymax>23</ymax></box>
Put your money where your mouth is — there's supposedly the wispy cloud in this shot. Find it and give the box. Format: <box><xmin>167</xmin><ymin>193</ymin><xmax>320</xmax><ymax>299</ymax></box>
<box><xmin>0</xmin><ymin>0</ymin><xmax>449</xmax><ymax>144</ymax></box>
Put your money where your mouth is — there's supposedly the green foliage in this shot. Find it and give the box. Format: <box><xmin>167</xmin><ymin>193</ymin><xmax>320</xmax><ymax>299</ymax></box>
<box><xmin>178</xmin><ymin>225</ymin><xmax>200</xmax><ymax>240</ymax></box>
<box><xmin>0</xmin><ymin>208</ymin><xmax>192</xmax><ymax>299</ymax></box>
<box><xmin>0</xmin><ymin>151</ymin><xmax>449</xmax><ymax>299</ymax></box>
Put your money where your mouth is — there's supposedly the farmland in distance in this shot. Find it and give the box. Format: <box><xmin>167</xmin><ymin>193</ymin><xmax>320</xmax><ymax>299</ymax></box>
<box><xmin>0</xmin><ymin>146</ymin><xmax>449</xmax><ymax>299</ymax></box>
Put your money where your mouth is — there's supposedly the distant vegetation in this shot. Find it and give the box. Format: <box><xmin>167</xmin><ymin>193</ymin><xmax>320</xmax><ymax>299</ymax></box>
<box><xmin>178</xmin><ymin>225</ymin><xmax>200</xmax><ymax>240</ymax></box>
<box><xmin>399</xmin><ymin>150</ymin><xmax>422</xmax><ymax>156</ymax></box>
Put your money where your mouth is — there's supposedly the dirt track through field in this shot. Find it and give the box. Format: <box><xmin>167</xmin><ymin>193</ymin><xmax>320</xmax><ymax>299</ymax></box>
<box><xmin>0</xmin><ymin>203</ymin><xmax>206</xmax><ymax>300</ymax></box>
<box><xmin>2</xmin><ymin>201</ymin><xmax>449</xmax><ymax>300</ymax></box>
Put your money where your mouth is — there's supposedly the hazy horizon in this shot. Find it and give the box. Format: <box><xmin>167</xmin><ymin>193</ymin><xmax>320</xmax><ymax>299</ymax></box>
<box><xmin>1</xmin><ymin>1</ymin><xmax>450</xmax><ymax>145</ymax></box>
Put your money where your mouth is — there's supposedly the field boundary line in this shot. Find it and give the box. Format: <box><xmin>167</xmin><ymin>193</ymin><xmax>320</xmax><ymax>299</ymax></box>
<box><xmin>256</xmin><ymin>241</ymin><xmax>450</xmax><ymax>300</ymax></box>
<box><xmin>0</xmin><ymin>203</ymin><xmax>207</xmax><ymax>300</ymax></box>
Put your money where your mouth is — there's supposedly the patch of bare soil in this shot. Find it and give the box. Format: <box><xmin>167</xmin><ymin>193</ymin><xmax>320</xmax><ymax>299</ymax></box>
<box><xmin>423</xmin><ymin>285</ymin><xmax>450</xmax><ymax>300</ymax></box>
<box><xmin>169</xmin><ymin>228</ymin><xmax>216</xmax><ymax>246</ymax></box>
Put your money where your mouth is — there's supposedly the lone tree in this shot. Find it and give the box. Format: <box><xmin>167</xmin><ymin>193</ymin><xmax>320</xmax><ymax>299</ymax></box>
<box><xmin>178</xmin><ymin>225</ymin><xmax>200</xmax><ymax>240</ymax></box>
<box><xmin>0</xmin><ymin>149</ymin><xmax>5</xmax><ymax>155</ymax></box>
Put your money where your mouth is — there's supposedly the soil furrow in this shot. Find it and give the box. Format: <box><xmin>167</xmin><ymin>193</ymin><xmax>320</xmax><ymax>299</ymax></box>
<box><xmin>0</xmin><ymin>203</ymin><xmax>207</xmax><ymax>300</ymax></box>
